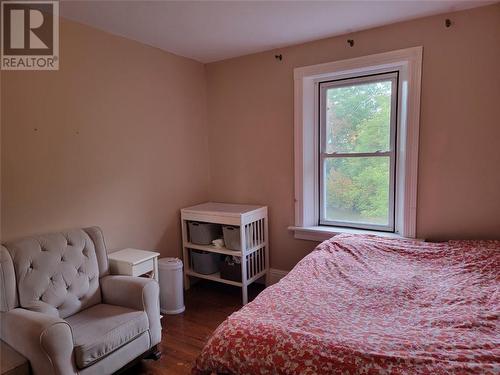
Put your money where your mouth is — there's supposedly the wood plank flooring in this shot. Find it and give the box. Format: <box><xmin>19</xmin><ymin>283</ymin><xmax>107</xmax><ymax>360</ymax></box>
<box><xmin>124</xmin><ymin>281</ymin><xmax>264</xmax><ymax>375</ymax></box>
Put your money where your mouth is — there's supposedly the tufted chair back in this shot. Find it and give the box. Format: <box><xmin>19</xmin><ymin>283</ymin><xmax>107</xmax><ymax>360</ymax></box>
<box><xmin>4</xmin><ymin>227</ymin><xmax>109</xmax><ymax>318</ymax></box>
<box><xmin>0</xmin><ymin>245</ymin><xmax>18</xmax><ymax>312</ymax></box>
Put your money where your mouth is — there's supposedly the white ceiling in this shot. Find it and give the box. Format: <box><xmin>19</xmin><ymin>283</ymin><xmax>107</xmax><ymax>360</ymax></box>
<box><xmin>60</xmin><ymin>0</ymin><xmax>495</xmax><ymax>63</ymax></box>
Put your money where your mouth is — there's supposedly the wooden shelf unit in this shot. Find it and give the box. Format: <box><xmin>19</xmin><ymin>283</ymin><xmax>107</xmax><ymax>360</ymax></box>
<box><xmin>181</xmin><ymin>202</ymin><xmax>269</xmax><ymax>305</ymax></box>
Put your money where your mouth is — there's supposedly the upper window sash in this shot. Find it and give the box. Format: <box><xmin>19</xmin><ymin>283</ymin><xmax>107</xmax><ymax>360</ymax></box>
<box><xmin>319</xmin><ymin>72</ymin><xmax>398</xmax><ymax>155</ymax></box>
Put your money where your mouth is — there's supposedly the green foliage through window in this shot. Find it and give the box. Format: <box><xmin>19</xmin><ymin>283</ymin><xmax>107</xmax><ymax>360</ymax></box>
<box><xmin>322</xmin><ymin>77</ymin><xmax>394</xmax><ymax>226</ymax></box>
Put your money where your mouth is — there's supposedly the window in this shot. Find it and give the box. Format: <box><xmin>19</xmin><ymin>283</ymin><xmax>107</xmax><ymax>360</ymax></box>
<box><xmin>291</xmin><ymin>47</ymin><xmax>422</xmax><ymax>241</ymax></box>
<box><xmin>319</xmin><ymin>72</ymin><xmax>398</xmax><ymax>232</ymax></box>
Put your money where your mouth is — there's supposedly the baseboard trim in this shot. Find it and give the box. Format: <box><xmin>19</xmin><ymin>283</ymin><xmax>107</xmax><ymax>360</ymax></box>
<box><xmin>268</xmin><ymin>268</ymin><xmax>289</xmax><ymax>285</ymax></box>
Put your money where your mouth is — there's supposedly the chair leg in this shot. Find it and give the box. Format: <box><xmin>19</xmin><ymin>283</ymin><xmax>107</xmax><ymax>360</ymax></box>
<box><xmin>146</xmin><ymin>345</ymin><xmax>162</xmax><ymax>361</ymax></box>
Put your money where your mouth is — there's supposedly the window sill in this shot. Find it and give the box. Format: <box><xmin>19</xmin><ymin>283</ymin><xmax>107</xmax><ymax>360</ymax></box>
<box><xmin>288</xmin><ymin>225</ymin><xmax>407</xmax><ymax>242</ymax></box>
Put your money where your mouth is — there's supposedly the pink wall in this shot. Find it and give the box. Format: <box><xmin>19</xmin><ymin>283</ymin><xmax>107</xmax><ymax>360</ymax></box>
<box><xmin>2</xmin><ymin>4</ymin><xmax>499</xmax><ymax>270</ymax></box>
<box><xmin>1</xmin><ymin>19</ymin><xmax>210</xmax><ymax>255</ymax></box>
<box><xmin>206</xmin><ymin>4</ymin><xmax>500</xmax><ymax>270</ymax></box>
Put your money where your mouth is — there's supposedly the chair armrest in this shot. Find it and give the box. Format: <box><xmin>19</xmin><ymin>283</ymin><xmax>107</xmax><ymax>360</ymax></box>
<box><xmin>0</xmin><ymin>309</ymin><xmax>76</xmax><ymax>375</ymax></box>
<box><xmin>100</xmin><ymin>275</ymin><xmax>161</xmax><ymax>345</ymax></box>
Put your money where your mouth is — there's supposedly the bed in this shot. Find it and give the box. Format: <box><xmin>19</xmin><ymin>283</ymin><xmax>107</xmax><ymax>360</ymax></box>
<box><xmin>193</xmin><ymin>234</ymin><xmax>499</xmax><ymax>374</ymax></box>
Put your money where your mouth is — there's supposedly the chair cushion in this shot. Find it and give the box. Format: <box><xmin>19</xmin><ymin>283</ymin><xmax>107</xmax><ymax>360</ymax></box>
<box><xmin>66</xmin><ymin>304</ymin><xmax>149</xmax><ymax>369</ymax></box>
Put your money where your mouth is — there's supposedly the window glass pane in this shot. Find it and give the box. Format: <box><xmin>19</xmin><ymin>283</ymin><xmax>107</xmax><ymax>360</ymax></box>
<box><xmin>325</xmin><ymin>80</ymin><xmax>392</xmax><ymax>154</ymax></box>
<box><xmin>324</xmin><ymin>157</ymin><xmax>390</xmax><ymax>225</ymax></box>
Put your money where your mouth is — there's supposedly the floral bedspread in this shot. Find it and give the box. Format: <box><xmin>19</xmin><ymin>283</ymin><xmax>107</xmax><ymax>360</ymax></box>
<box><xmin>193</xmin><ymin>234</ymin><xmax>500</xmax><ymax>374</ymax></box>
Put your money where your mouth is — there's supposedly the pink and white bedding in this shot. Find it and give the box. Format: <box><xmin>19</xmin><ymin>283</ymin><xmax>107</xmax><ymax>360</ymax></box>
<box><xmin>193</xmin><ymin>234</ymin><xmax>500</xmax><ymax>374</ymax></box>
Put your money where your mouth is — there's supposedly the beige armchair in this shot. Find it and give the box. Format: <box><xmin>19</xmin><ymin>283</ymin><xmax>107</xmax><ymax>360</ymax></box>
<box><xmin>0</xmin><ymin>227</ymin><xmax>162</xmax><ymax>375</ymax></box>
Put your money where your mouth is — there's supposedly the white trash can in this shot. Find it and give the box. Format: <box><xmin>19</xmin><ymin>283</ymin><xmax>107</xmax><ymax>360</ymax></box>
<box><xmin>158</xmin><ymin>257</ymin><xmax>185</xmax><ymax>314</ymax></box>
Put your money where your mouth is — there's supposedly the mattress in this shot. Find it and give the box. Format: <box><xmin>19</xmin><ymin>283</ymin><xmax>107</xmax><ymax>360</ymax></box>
<box><xmin>193</xmin><ymin>234</ymin><xmax>500</xmax><ymax>374</ymax></box>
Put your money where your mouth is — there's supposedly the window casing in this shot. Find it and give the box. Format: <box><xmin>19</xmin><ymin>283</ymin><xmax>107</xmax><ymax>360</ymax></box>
<box><xmin>291</xmin><ymin>47</ymin><xmax>422</xmax><ymax>241</ymax></box>
<box><xmin>319</xmin><ymin>72</ymin><xmax>399</xmax><ymax>232</ymax></box>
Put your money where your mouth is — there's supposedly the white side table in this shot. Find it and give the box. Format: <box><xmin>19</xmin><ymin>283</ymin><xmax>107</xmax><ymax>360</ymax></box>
<box><xmin>108</xmin><ymin>248</ymin><xmax>161</xmax><ymax>282</ymax></box>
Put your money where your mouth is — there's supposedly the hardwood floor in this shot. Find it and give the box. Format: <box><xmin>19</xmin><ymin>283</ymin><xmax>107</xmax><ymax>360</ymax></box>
<box><xmin>124</xmin><ymin>281</ymin><xmax>265</xmax><ymax>375</ymax></box>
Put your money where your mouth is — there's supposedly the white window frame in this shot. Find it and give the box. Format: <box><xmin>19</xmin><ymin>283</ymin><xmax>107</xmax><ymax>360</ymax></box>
<box><xmin>290</xmin><ymin>47</ymin><xmax>422</xmax><ymax>241</ymax></box>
